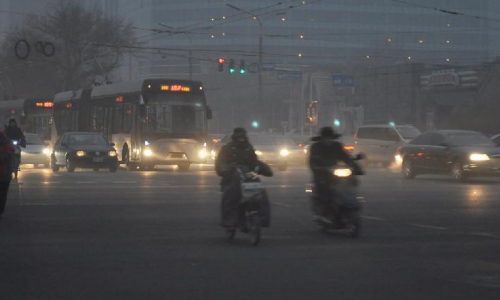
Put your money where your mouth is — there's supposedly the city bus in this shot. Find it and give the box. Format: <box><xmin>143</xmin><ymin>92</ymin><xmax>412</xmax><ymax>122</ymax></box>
<box><xmin>53</xmin><ymin>79</ymin><xmax>212</xmax><ymax>171</ymax></box>
<box><xmin>0</xmin><ymin>98</ymin><xmax>54</xmax><ymax>140</ymax></box>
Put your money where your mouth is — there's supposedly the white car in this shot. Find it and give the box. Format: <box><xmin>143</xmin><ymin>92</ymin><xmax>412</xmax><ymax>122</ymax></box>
<box><xmin>354</xmin><ymin>125</ymin><xmax>421</xmax><ymax>167</ymax></box>
<box><xmin>22</xmin><ymin>133</ymin><xmax>51</xmax><ymax>168</ymax></box>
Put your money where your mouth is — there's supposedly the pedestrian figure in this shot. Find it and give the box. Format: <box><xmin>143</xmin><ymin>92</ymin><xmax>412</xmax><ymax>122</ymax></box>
<box><xmin>0</xmin><ymin>129</ymin><xmax>15</xmax><ymax>217</ymax></box>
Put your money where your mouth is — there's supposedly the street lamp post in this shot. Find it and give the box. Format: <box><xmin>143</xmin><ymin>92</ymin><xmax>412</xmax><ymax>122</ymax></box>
<box><xmin>226</xmin><ymin>4</ymin><xmax>264</xmax><ymax>126</ymax></box>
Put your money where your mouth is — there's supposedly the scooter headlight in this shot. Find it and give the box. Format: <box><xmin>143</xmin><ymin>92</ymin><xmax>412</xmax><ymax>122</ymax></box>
<box><xmin>333</xmin><ymin>168</ymin><xmax>352</xmax><ymax>177</ymax></box>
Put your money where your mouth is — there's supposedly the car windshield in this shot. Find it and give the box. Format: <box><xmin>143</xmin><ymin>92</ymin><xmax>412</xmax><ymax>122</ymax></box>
<box><xmin>68</xmin><ymin>134</ymin><xmax>108</xmax><ymax>146</ymax></box>
<box><xmin>447</xmin><ymin>133</ymin><xmax>495</xmax><ymax>147</ymax></box>
<box><xmin>397</xmin><ymin>127</ymin><xmax>421</xmax><ymax>140</ymax></box>
<box><xmin>26</xmin><ymin>134</ymin><xmax>44</xmax><ymax>145</ymax></box>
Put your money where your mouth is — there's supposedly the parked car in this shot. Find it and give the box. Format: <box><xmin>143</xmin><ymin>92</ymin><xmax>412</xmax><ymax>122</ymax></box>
<box><xmin>22</xmin><ymin>133</ymin><xmax>51</xmax><ymax>168</ymax></box>
<box><xmin>398</xmin><ymin>130</ymin><xmax>500</xmax><ymax>182</ymax></box>
<box><xmin>354</xmin><ymin>125</ymin><xmax>421</xmax><ymax>167</ymax></box>
<box><xmin>51</xmin><ymin>132</ymin><xmax>119</xmax><ymax>173</ymax></box>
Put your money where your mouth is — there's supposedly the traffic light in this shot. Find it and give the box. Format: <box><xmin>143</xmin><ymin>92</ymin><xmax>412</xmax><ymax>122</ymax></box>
<box><xmin>228</xmin><ymin>59</ymin><xmax>236</xmax><ymax>74</ymax></box>
<box><xmin>389</xmin><ymin>121</ymin><xmax>396</xmax><ymax>127</ymax></box>
<box><xmin>252</xmin><ymin>120</ymin><xmax>259</xmax><ymax>129</ymax></box>
<box><xmin>334</xmin><ymin>119</ymin><xmax>341</xmax><ymax>127</ymax></box>
<box><xmin>218</xmin><ymin>57</ymin><xmax>225</xmax><ymax>72</ymax></box>
<box><xmin>239</xmin><ymin>59</ymin><xmax>246</xmax><ymax>74</ymax></box>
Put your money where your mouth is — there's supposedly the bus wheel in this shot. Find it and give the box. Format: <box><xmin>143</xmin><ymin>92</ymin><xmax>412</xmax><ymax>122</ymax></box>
<box><xmin>178</xmin><ymin>163</ymin><xmax>190</xmax><ymax>171</ymax></box>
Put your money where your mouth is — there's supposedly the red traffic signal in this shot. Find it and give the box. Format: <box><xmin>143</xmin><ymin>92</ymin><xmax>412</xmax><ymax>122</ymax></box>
<box><xmin>218</xmin><ymin>57</ymin><xmax>225</xmax><ymax>72</ymax></box>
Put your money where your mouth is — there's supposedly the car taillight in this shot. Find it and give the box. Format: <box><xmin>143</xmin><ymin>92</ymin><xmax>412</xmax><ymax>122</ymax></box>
<box><xmin>344</xmin><ymin>145</ymin><xmax>355</xmax><ymax>151</ymax></box>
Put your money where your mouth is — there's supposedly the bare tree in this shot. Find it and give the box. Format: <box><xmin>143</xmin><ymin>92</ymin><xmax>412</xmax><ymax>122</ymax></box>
<box><xmin>0</xmin><ymin>1</ymin><xmax>137</xmax><ymax>98</ymax></box>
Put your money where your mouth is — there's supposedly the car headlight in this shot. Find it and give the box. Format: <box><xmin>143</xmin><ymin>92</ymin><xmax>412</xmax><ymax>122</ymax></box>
<box><xmin>43</xmin><ymin>148</ymin><xmax>51</xmax><ymax>155</ymax></box>
<box><xmin>255</xmin><ymin>150</ymin><xmax>263</xmax><ymax>156</ymax></box>
<box><xmin>144</xmin><ymin>149</ymin><xmax>153</xmax><ymax>157</ymax></box>
<box><xmin>198</xmin><ymin>149</ymin><xmax>208</xmax><ymax>159</ymax></box>
<box><xmin>109</xmin><ymin>150</ymin><xmax>117</xmax><ymax>157</ymax></box>
<box><xmin>333</xmin><ymin>168</ymin><xmax>352</xmax><ymax>177</ymax></box>
<box><xmin>469</xmin><ymin>153</ymin><xmax>490</xmax><ymax>161</ymax></box>
<box><xmin>395</xmin><ymin>154</ymin><xmax>403</xmax><ymax>164</ymax></box>
<box><xmin>280</xmin><ymin>149</ymin><xmax>290</xmax><ymax>157</ymax></box>
<box><xmin>76</xmin><ymin>151</ymin><xmax>86</xmax><ymax>157</ymax></box>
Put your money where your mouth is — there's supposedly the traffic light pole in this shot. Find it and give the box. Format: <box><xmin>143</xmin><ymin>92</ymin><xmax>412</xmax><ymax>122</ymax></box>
<box><xmin>258</xmin><ymin>21</ymin><xmax>264</xmax><ymax>127</ymax></box>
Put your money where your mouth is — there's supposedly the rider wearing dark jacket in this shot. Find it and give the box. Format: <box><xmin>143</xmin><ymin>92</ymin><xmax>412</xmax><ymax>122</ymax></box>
<box><xmin>4</xmin><ymin>119</ymin><xmax>26</xmax><ymax>148</ymax></box>
<box><xmin>309</xmin><ymin>127</ymin><xmax>361</xmax><ymax>220</ymax></box>
<box><xmin>216</xmin><ymin>128</ymin><xmax>260</xmax><ymax>190</ymax></box>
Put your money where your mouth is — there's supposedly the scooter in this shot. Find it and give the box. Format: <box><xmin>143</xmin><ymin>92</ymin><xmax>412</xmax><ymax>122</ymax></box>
<box><xmin>306</xmin><ymin>155</ymin><xmax>364</xmax><ymax>238</ymax></box>
<box><xmin>12</xmin><ymin>140</ymin><xmax>22</xmax><ymax>179</ymax></box>
<box><xmin>225</xmin><ymin>166</ymin><xmax>268</xmax><ymax>246</ymax></box>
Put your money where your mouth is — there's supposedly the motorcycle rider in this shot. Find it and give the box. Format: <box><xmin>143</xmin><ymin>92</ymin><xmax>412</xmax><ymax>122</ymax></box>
<box><xmin>309</xmin><ymin>127</ymin><xmax>361</xmax><ymax>224</ymax></box>
<box><xmin>4</xmin><ymin>119</ymin><xmax>26</xmax><ymax>178</ymax></box>
<box><xmin>215</xmin><ymin>127</ymin><xmax>272</xmax><ymax>230</ymax></box>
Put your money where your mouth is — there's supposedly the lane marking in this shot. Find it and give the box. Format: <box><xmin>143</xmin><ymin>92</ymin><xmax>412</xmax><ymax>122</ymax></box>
<box><xmin>361</xmin><ymin>216</ymin><xmax>386</xmax><ymax>221</ymax></box>
<box><xmin>469</xmin><ymin>232</ymin><xmax>500</xmax><ymax>239</ymax></box>
<box><xmin>76</xmin><ymin>181</ymin><xmax>97</xmax><ymax>184</ymax></box>
<box><xmin>113</xmin><ymin>181</ymin><xmax>138</xmax><ymax>184</ymax></box>
<box><xmin>409</xmin><ymin>223</ymin><xmax>448</xmax><ymax>230</ymax></box>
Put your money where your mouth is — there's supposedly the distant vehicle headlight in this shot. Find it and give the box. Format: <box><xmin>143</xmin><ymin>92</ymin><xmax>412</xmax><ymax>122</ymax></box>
<box><xmin>198</xmin><ymin>149</ymin><xmax>208</xmax><ymax>159</ymax></box>
<box><xmin>144</xmin><ymin>149</ymin><xmax>153</xmax><ymax>157</ymax></box>
<box><xmin>280</xmin><ymin>149</ymin><xmax>290</xmax><ymax>157</ymax></box>
<box><xmin>109</xmin><ymin>150</ymin><xmax>117</xmax><ymax>157</ymax></box>
<box><xmin>469</xmin><ymin>153</ymin><xmax>490</xmax><ymax>161</ymax></box>
<box><xmin>333</xmin><ymin>168</ymin><xmax>352</xmax><ymax>177</ymax></box>
<box><xmin>255</xmin><ymin>150</ymin><xmax>263</xmax><ymax>156</ymax></box>
<box><xmin>76</xmin><ymin>151</ymin><xmax>86</xmax><ymax>157</ymax></box>
<box><xmin>394</xmin><ymin>154</ymin><xmax>403</xmax><ymax>164</ymax></box>
<box><xmin>43</xmin><ymin>148</ymin><xmax>51</xmax><ymax>155</ymax></box>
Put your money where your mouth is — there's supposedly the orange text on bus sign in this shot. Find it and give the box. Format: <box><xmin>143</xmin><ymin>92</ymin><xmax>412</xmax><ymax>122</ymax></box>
<box><xmin>36</xmin><ymin>102</ymin><xmax>54</xmax><ymax>108</ymax></box>
<box><xmin>161</xmin><ymin>85</ymin><xmax>191</xmax><ymax>92</ymax></box>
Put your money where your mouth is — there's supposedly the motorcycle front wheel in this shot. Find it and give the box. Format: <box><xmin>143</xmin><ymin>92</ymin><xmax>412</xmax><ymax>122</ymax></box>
<box><xmin>247</xmin><ymin>213</ymin><xmax>261</xmax><ymax>246</ymax></box>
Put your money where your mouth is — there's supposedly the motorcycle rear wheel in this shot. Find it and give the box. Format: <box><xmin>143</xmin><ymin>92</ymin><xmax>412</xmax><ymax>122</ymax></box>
<box><xmin>347</xmin><ymin>211</ymin><xmax>361</xmax><ymax>238</ymax></box>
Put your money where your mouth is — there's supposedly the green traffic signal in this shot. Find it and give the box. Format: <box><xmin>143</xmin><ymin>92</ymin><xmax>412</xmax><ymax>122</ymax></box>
<box><xmin>252</xmin><ymin>121</ymin><xmax>259</xmax><ymax>128</ymax></box>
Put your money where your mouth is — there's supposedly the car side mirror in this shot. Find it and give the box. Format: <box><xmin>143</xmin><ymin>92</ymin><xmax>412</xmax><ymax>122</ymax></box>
<box><xmin>110</xmin><ymin>142</ymin><xmax>115</xmax><ymax>147</ymax></box>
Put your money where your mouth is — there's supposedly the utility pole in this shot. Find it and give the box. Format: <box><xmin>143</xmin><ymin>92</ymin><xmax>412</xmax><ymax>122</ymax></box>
<box><xmin>189</xmin><ymin>50</ymin><xmax>193</xmax><ymax>80</ymax></box>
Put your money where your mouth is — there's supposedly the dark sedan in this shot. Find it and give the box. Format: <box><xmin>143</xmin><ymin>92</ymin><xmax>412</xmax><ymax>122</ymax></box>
<box><xmin>51</xmin><ymin>132</ymin><xmax>119</xmax><ymax>173</ymax></box>
<box><xmin>398</xmin><ymin>130</ymin><xmax>500</xmax><ymax>181</ymax></box>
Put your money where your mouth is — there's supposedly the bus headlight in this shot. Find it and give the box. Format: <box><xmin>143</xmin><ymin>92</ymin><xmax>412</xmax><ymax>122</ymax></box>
<box><xmin>469</xmin><ymin>153</ymin><xmax>489</xmax><ymax>161</ymax></box>
<box><xmin>43</xmin><ymin>148</ymin><xmax>51</xmax><ymax>156</ymax></box>
<box><xmin>280</xmin><ymin>149</ymin><xmax>290</xmax><ymax>157</ymax></box>
<box><xmin>198</xmin><ymin>149</ymin><xmax>208</xmax><ymax>159</ymax></box>
<box><xmin>144</xmin><ymin>149</ymin><xmax>153</xmax><ymax>157</ymax></box>
<box><xmin>76</xmin><ymin>151</ymin><xmax>86</xmax><ymax>157</ymax></box>
<box><xmin>109</xmin><ymin>150</ymin><xmax>117</xmax><ymax>157</ymax></box>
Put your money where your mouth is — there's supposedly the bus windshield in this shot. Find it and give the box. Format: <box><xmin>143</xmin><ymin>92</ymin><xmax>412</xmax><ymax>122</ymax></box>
<box><xmin>143</xmin><ymin>93</ymin><xmax>206</xmax><ymax>134</ymax></box>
